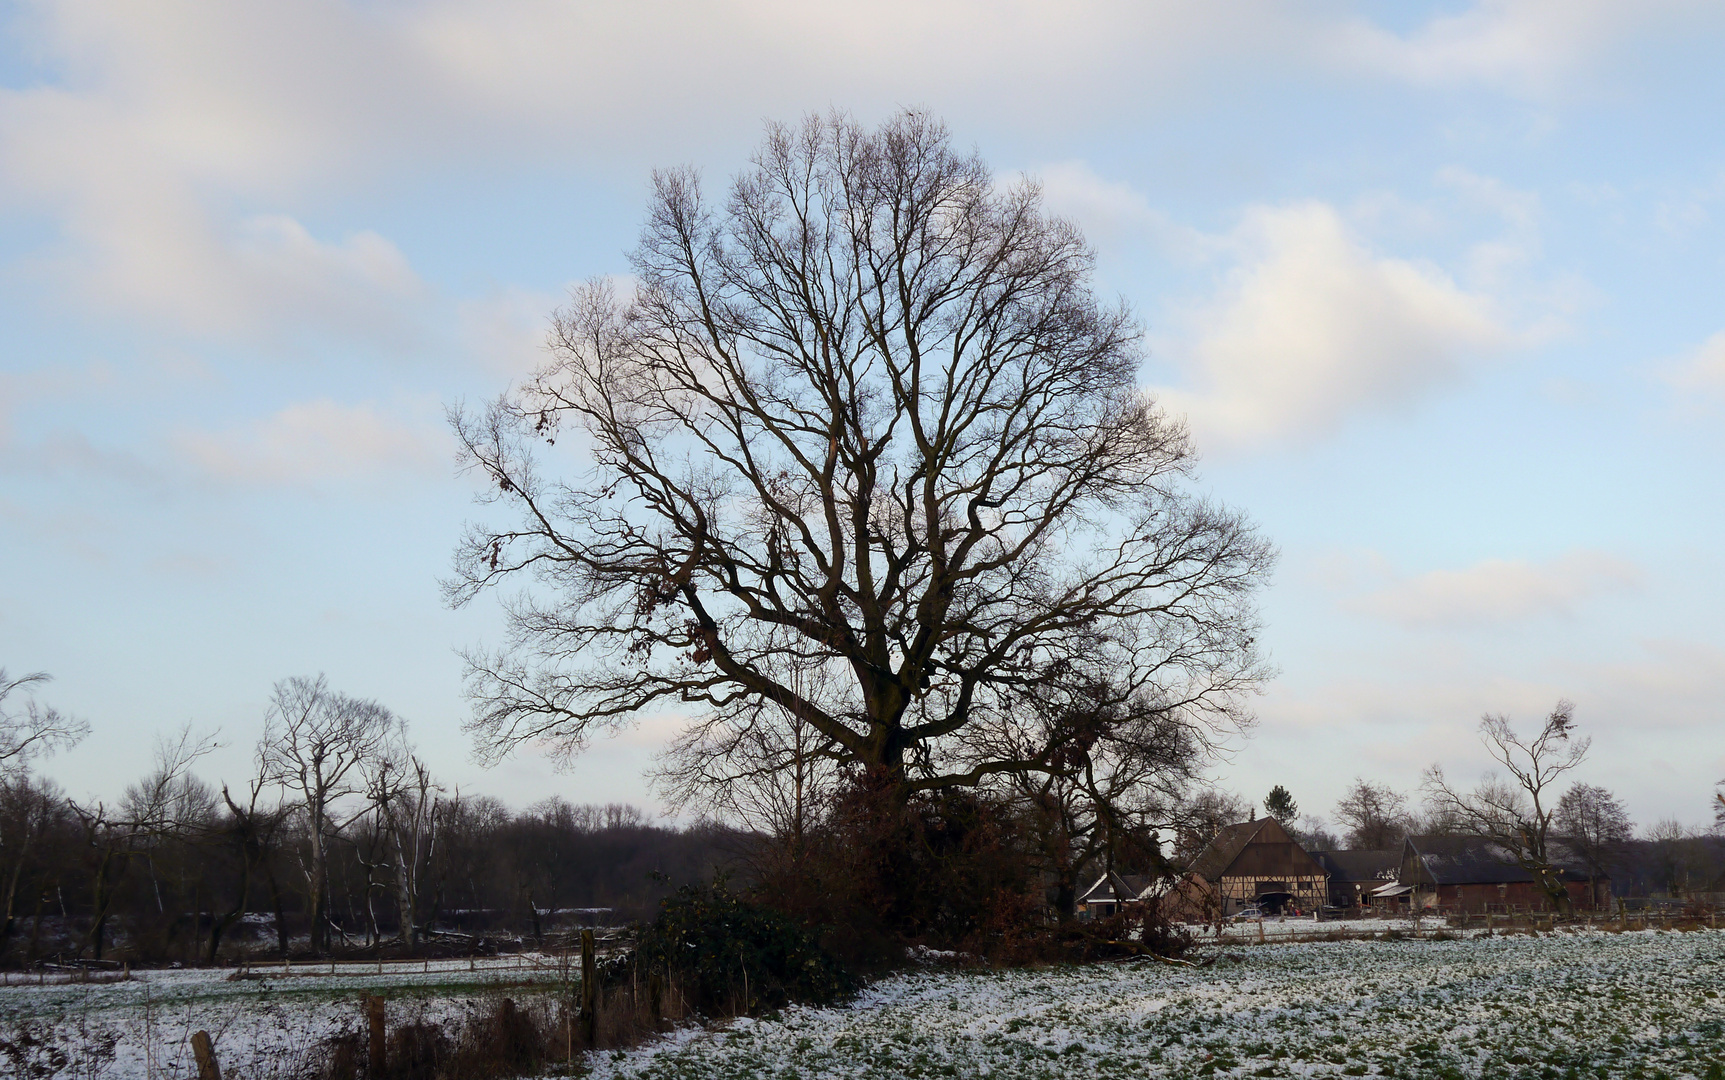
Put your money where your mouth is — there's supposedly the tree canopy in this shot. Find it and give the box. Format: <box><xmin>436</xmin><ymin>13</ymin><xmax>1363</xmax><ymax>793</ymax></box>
<box><xmin>449</xmin><ymin>110</ymin><xmax>1273</xmax><ymax>808</ymax></box>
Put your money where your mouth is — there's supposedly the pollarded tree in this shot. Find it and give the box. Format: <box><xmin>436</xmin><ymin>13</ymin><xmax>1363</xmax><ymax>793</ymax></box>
<box><xmin>449</xmin><ymin>110</ymin><xmax>1273</xmax><ymax>822</ymax></box>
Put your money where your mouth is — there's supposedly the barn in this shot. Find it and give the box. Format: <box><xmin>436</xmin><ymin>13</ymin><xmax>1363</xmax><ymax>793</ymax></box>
<box><xmin>1182</xmin><ymin>816</ymin><xmax>1329</xmax><ymax>917</ymax></box>
<box><xmin>1394</xmin><ymin>835</ymin><xmax>1610</xmax><ymax>913</ymax></box>
<box><xmin>1311</xmin><ymin>849</ymin><xmax>1402</xmax><ymax>909</ymax></box>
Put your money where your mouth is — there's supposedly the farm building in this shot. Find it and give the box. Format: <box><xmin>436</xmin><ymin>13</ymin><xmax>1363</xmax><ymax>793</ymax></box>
<box><xmin>1389</xmin><ymin>835</ymin><xmax>1610</xmax><ymax>912</ymax></box>
<box><xmin>1178</xmin><ymin>815</ymin><xmax>1328</xmax><ymax>917</ymax></box>
<box><xmin>1310</xmin><ymin>849</ymin><xmax>1401</xmax><ymax>909</ymax></box>
<box><xmin>1074</xmin><ymin>872</ymin><xmax>1156</xmax><ymax>919</ymax></box>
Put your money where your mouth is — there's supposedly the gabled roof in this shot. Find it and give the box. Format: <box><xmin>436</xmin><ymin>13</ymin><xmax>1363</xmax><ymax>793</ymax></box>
<box><xmin>1404</xmin><ymin>835</ymin><xmax>1594</xmax><ymax>885</ymax></box>
<box><xmin>1187</xmin><ymin>816</ymin><xmax>1326</xmax><ymax>882</ymax></box>
<box><xmin>1077</xmin><ymin>871</ymin><xmax>1155</xmax><ymax>905</ymax></box>
<box><xmin>1311</xmin><ymin>849</ymin><xmax>1401</xmax><ymax>884</ymax></box>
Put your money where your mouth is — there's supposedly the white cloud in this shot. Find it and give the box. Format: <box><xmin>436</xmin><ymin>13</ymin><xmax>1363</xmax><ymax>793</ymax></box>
<box><xmin>1666</xmin><ymin>330</ymin><xmax>1725</xmax><ymax>398</ymax></box>
<box><xmin>1336</xmin><ymin>0</ymin><xmax>1717</xmax><ymax>98</ymax></box>
<box><xmin>1351</xmin><ymin>550</ymin><xmax>1641</xmax><ymax>628</ymax></box>
<box><xmin>170</xmin><ymin>400</ymin><xmax>443</xmax><ymax>486</ymax></box>
<box><xmin>0</xmin><ymin>1</ymin><xmax>1266</xmax><ymax>342</ymax></box>
<box><xmin>457</xmin><ymin>287</ymin><xmax>560</xmax><ymax>378</ymax></box>
<box><xmin>1156</xmin><ymin>201</ymin><xmax>1514</xmax><ymax>446</ymax></box>
<box><xmin>0</xmin><ymin>70</ymin><xmax>430</xmax><ymax>342</ymax></box>
<box><xmin>6</xmin><ymin>0</ymin><xmax>1679</xmax><ymax>348</ymax></box>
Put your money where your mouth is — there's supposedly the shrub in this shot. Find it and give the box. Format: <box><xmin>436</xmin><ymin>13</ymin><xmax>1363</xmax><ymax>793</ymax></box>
<box><xmin>616</xmin><ymin>878</ymin><xmax>854</xmax><ymax>1016</ymax></box>
<box><xmin>749</xmin><ymin>775</ymin><xmax>1046</xmax><ymax>968</ymax></box>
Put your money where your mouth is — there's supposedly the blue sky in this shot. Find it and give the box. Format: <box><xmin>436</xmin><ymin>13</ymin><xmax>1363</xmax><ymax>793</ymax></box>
<box><xmin>2</xmin><ymin>0</ymin><xmax>1722</xmax><ymax>833</ymax></box>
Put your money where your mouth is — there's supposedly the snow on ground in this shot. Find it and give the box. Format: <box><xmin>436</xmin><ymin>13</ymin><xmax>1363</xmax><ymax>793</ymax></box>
<box><xmin>0</xmin><ymin>955</ymin><xmax>575</xmax><ymax>1079</ymax></box>
<box><xmin>591</xmin><ymin>928</ymin><xmax>1725</xmax><ymax>1080</ymax></box>
<box><xmin>5</xmin><ymin>931</ymin><xmax>1723</xmax><ymax>1078</ymax></box>
<box><xmin>1198</xmin><ymin>915</ymin><xmax>1489</xmax><ymax>944</ymax></box>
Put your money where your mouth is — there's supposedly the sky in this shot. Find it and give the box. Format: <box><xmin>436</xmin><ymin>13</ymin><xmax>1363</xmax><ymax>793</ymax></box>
<box><xmin>2</xmin><ymin>0</ymin><xmax>1723</xmax><ymax>835</ymax></box>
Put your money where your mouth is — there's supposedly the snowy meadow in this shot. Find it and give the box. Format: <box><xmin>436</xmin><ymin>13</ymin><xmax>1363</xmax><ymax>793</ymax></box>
<box><xmin>594</xmin><ymin>928</ymin><xmax>1724</xmax><ymax>1080</ymax></box>
<box><xmin>3</xmin><ymin>929</ymin><xmax>1723</xmax><ymax>1079</ymax></box>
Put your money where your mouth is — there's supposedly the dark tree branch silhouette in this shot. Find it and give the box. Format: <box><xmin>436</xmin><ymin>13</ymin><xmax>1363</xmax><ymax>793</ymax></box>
<box><xmin>1423</xmin><ymin>700</ymin><xmax>1590</xmax><ymax>912</ymax></box>
<box><xmin>448</xmin><ymin>110</ymin><xmax>1273</xmax><ymax>813</ymax></box>
<box><xmin>0</xmin><ymin>670</ymin><xmax>89</xmax><ymax>781</ymax></box>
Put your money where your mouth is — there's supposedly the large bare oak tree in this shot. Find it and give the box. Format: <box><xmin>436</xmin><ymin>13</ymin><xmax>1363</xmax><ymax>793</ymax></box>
<box><xmin>450</xmin><ymin>111</ymin><xmax>1273</xmax><ymax>810</ymax></box>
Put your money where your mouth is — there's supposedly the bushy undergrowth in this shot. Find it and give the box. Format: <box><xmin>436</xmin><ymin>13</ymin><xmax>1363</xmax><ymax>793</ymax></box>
<box><xmin>743</xmin><ymin>775</ymin><xmax>1193</xmax><ymax>970</ymax></box>
<box><xmin>303</xmin><ymin>996</ymin><xmax>551</xmax><ymax>1080</ymax></box>
<box><xmin>614</xmin><ymin>879</ymin><xmax>855</xmax><ymax>1017</ymax></box>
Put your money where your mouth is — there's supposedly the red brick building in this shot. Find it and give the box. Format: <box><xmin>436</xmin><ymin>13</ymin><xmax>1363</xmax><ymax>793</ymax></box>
<box><xmin>1396</xmin><ymin>835</ymin><xmax>1610</xmax><ymax>913</ymax></box>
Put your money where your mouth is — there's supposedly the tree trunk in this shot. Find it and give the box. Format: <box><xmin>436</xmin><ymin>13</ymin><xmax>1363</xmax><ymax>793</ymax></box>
<box><xmin>1</xmin><ymin>817</ymin><xmax>40</xmax><ymax>953</ymax></box>
<box><xmin>210</xmin><ymin>845</ymin><xmax>254</xmax><ymax>965</ymax></box>
<box><xmin>308</xmin><ymin>822</ymin><xmax>329</xmax><ymax>954</ymax></box>
<box><xmin>266</xmin><ymin>863</ymin><xmax>290</xmax><ymax>957</ymax></box>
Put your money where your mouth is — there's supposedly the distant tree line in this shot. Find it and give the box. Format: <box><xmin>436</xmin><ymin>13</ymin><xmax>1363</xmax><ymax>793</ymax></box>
<box><xmin>0</xmin><ymin>671</ymin><xmax>733</xmax><ymax>968</ymax></box>
<box><xmin>1233</xmin><ymin>706</ymin><xmax>1725</xmax><ymax>908</ymax></box>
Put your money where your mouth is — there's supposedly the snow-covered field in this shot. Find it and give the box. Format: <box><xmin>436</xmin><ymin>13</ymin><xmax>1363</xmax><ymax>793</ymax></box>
<box><xmin>0</xmin><ymin>955</ymin><xmax>576</xmax><ymax>1079</ymax></box>
<box><xmin>1198</xmin><ymin>915</ymin><xmax>1446</xmax><ymax>944</ymax></box>
<box><xmin>5</xmin><ymin>929</ymin><xmax>1723</xmax><ymax>1078</ymax></box>
<box><xmin>594</xmin><ymin>928</ymin><xmax>1725</xmax><ymax>1080</ymax></box>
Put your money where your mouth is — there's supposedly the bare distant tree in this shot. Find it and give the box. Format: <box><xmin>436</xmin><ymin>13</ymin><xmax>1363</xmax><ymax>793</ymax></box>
<box><xmin>259</xmin><ymin>675</ymin><xmax>394</xmax><ymax>954</ymax></box>
<box><xmin>1294</xmin><ymin>815</ymin><xmax>1340</xmax><ymax>852</ymax></box>
<box><xmin>1553</xmin><ymin>783</ymin><xmax>1631</xmax><ymax>893</ymax></box>
<box><xmin>447</xmin><ymin>110</ymin><xmax>1272</xmax><ymax>824</ymax></box>
<box><xmin>1174</xmin><ymin>789</ymin><xmax>1252</xmax><ymax>863</ymax></box>
<box><xmin>120</xmin><ymin>725</ymin><xmax>220</xmax><ymax>922</ymax></box>
<box><xmin>207</xmin><ymin>771</ymin><xmax>288</xmax><ymax>963</ymax></box>
<box><xmin>362</xmin><ymin>725</ymin><xmax>443</xmax><ymax>951</ymax></box>
<box><xmin>0</xmin><ymin>773</ymin><xmax>65</xmax><ymax>953</ymax></box>
<box><xmin>654</xmin><ymin>643</ymin><xmax>842</xmax><ymax>857</ymax></box>
<box><xmin>1645</xmin><ymin>818</ymin><xmax>1703</xmax><ymax>898</ymax></box>
<box><xmin>1333</xmin><ymin>778</ymin><xmax>1412</xmax><ymax>850</ymax></box>
<box><xmin>1414</xmin><ymin>793</ymin><xmax>1469</xmax><ymax>836</ymax></box>
<box><xmin>1422</xmin><ymin>700</ymin><xmax>1590</xmax><ymax>912</ymax></box>
<box><xmin>1005</xmin><ymin>678</ymin><xmax>1203</xmax><ymax>918</ymax></box>
<box><xmin>0</xmin><ymin>670</ymin><xmax>89</xmax><ymax>780</ymax></box>
<box><xmin>1715</xmin><ymin>779</ymin><xmax>1723</xmax><ymax>834</ymax></box>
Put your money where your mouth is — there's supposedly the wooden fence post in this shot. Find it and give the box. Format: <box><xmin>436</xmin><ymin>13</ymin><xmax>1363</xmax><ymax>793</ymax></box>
<box><xmin>367</xmin><ymin>995</ymin><xmax>387</xmax><ymax>1078</ymax></box>
<box><xmin>191</xmin><ymin>1030</ymin><xmax>222</xmax><ymax>1080</ymax></box>
<box><xmin>580</xmin><ymin>929</ymin><xmax>598</xmax><ymax>1048</ymax></box>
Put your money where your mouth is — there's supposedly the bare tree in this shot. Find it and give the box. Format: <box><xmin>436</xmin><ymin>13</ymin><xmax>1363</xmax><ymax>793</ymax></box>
<box><xmin>0</xmin><ymin>670</ymin><xmax>89</xmax><ymax>781</ymax></box>
<box><xmin>1715</xmin><ymin>779</ymin><xmax>1723</xmax><ymax>834</ymax></box>
<box><xmin>1645</xmin><ymin>818</ymin><xmax>1705</xmax><ymax>898</ymax></box>
<box><xmin>120</xmin><ymin>725</ymin><xmax>220</xmax><ymax>926</ymax></box>
<box><xmin>207</xmin><ymin>771</ymin><xmax>288</xmax><ymax>963</ymax></box>
<box><xmin>1333</xmin><ymin>778</ymin><xmax>1412</xmax><ymax>850</ymax></box>
<box><xmin>1422</xmin><ymin>700</ymin><xmax>1590</xmax><ymax>912</ymax></box>
<box><xmin>362</xmin><ymin>725</ymin><xmax>443</xmax><ymax>951</ymax></box>
<box><xmin>1173</xmin><ymin>789</ymin><xmax>1252</xmax><ymax>863</ymax></box>
<box><xmin>448</xmin><ymin>109</ymin><xmax>1271</xmax><ymax>842</ymax></box>
<box><xmin>0</xmin><ymin>773</ymin><xmax>65</xmax><ymax>955</ymax></box>
<box><xmin>653</xmin><ymin>641</ymin><xmax>843</xmax><ymax>858</ymax></box>
<box><xmin>258</xmin><ymin>675</ymin><xmax>394</xmax><ymax>954</ymax></box>
<box><xmin>1005</xmin><ymin>679</ymin><xmax>1203</xmax><ymax>918</ymax></box>
<box><xmin>1553</xmin><ymin>783</ymin><xmax>1630</xmax><ymax>895</ymax></box>
<box><xmin>1293</xmin><ymin>815</ymin><xmax>1340</xmax><ymax>852</ymax></box>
